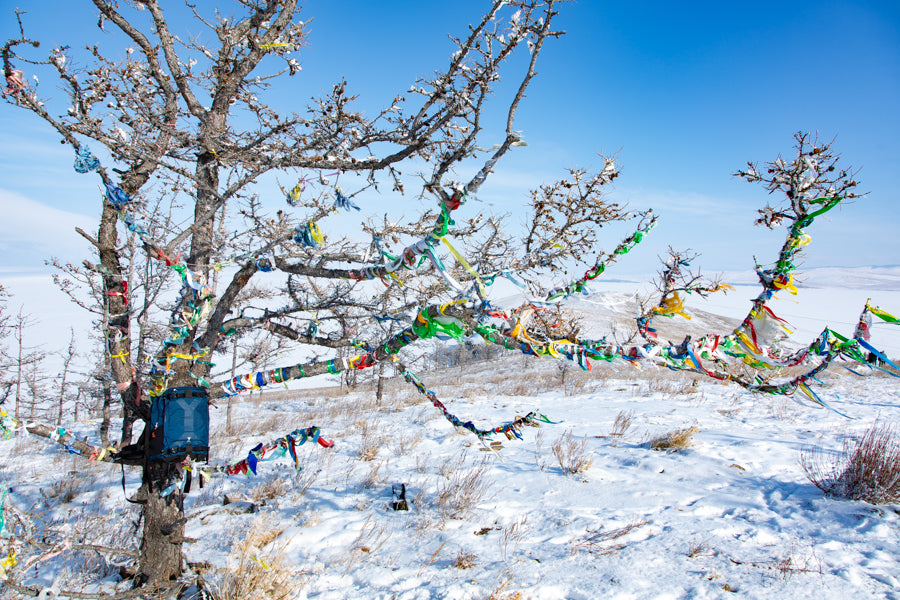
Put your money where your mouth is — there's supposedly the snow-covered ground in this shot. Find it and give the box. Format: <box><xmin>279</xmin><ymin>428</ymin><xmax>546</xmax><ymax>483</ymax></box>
<box><xmin>2</xmin><ymin>280</ymin><xmax>900</xmax><ymax>599</ymax></box>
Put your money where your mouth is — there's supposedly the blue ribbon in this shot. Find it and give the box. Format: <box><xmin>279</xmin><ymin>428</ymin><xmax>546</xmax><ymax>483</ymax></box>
<box><xmin>334</xmin><ymin>189</ymin><xmax>360</xmax><ymax>211</ymax></box>
<box><xmin>104</xmin><ymin>182</ymin><xmax>133</xmax><ymax>208</ymax></box>
<box><xmin>74</xmin><ymin>145</ymin><xmax>101</xmax><ymax>173</ymax></box>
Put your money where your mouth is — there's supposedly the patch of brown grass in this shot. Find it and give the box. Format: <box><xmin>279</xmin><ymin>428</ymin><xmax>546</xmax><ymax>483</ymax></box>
<box><xmin>650</xmin><ymin>426</ymin><xmax>699</xmax><ymax>452</ymax></box>
<box><xmin>208</xmin><ymin>518</ymin><xmax>301</xmax><ymax>600</ymax></box>
<box><xmin>453</xmin><ymin>550</ymin><xmax>478</xmax><ymax>569</ymax></box>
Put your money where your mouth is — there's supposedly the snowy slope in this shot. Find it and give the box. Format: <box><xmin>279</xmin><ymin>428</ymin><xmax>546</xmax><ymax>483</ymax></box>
<box><xmin>2</xmin><ymin>281</ymin><xmax>900</xmax><ymax>599</ymax></box>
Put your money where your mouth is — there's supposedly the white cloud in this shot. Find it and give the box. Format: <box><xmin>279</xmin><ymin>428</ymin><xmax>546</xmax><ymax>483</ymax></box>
<box><xmin>0</xmin><ymin>188</ymin><xmax>97</xmax><ymax>266</ymax></box>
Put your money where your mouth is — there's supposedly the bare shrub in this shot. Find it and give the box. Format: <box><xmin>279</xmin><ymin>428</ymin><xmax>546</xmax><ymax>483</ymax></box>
<box><xmin>208</xmin><ymin>518</ymin><xmax>301</xmax><ymax>600</ymax></box>
<box><xmin>800</xmin><ymin>421</ymin><xmax>900</xmax><ymax>504</ymax></box>
<box><xmin>361</xmin><ymin>460</ymin><xmax>386</xmax><ymax>490</ymax></box>
<box><xmin>44</xmin><ymin>476</ymin><xmax>86</xmax><ymax>504</ymax></box>
<box><xmin>650</xmin><ymin>426</ymin><xmax>698</xmax><ymax>452</ymax></box>
<box><xmin>687</xmin><ymin>538</ymin><xmax>712</xmax><ymax>558</ymax></box>
<box><xmin>339</xmin><ymin>515</ymin><xmax>392</xmax><ymax>576</ymax></box>
<box><xmin>572</xmin><ymin>518</ymin><xmax>649</xmax><ymax>555</ymax></box>
<box><xmin>746</xmin><ymin>544</ymin><xmax>823</xmax><ymax>581</ymax></box>
<box><xmin>551</xmin><ymin>430</ymin><xmax>593</xmax><ymax>475</ymax></box>
<box><xmin>434</xmin><ymin>453</ymin><xmax>495</xmax><ymax>521</ymax></box>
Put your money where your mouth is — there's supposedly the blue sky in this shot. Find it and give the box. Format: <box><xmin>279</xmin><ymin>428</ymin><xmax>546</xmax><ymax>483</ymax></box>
<box><xmin>1</xmin><ymin>0</ymin><xmax>899</xmax><ymax>354</ymax></box>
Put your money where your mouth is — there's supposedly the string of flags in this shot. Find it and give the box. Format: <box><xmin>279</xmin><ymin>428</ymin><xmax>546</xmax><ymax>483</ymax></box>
<box><xmin>9</xmin><ymin>134</ymin><xmax>891</xmax><ymax>483</ymax></box>
<box><xmin>400</xmin><ymin>369</ymin><xmax>558</xmax><ymax>440</ymax></box>
<box><xmin>540</xmin><ymin>211</ymin><xmax>657</xmax><ymax>305</ymax></box>
<box><xmin>158</xmin><ymin>426</ymin><xmax>335</xmax><ymax>496</ymax></box>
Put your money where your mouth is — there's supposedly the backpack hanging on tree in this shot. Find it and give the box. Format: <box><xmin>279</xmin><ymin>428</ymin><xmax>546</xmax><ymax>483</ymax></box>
<box><xmin>148</xmin><ymin>386</ymin><xmax>209</xmax><ymax>463</ymax></box>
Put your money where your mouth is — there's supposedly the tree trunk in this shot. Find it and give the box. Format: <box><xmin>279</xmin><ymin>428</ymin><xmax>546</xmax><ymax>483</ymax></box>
<box><xmin>227</xmin><ymin>336</ymin><xmax>237</xmax><ymax>435</ymax></box>
<box><xmin>15</xmin><ymin>321</ymin><xmax>22</xmax><ymax>421</ymax></box>
<box><xmin>100</xmin><ymin>377</ymin><xmax>112</xmax><ymax>447</ymax></box>
<box><xmin>57</xmin><ymin>370</ymin><xmax>68</xmax><ymax>427</ymax></box>
<box><xmin>376</xmin><ymin>361</ymin><xmax>385</xmax><ymax>404</ymax></box>
<box><xmin>138</xmin><ymin>470</ymin><xmax>185</xmax><ymax>583</ymax></box>
<box><xmin>28</xmin><ymin>365</ymin><xmax>37</xmax><ymax>420</ymax></box>
<box><xmin>121</xmin><ymin>410</ymin><xmax>138</xmax><ymax>447</ymax></box>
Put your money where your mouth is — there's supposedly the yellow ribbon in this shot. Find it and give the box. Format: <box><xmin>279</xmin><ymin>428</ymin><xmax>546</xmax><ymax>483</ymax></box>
<box><xmin>165</xmin><ymin>347</ymin><xmax>210</xmax><ymax>371</ymax></box>
<box><xmin>441</xmin><ymin>237</ymin><xmax>486</xmax><ymax>297</ymax></box>
<box><xmin>797</xmin><ymin>382</ymin><xmax>824</xmax><ymax>407</ymax></box>
<box><xmin>735</xmin><ymin>330</ymin><xmax>762</xmax><ymax>355</ymax></box>
<box><xmin>790</xmin><ymin>233</ymin><xmax>812</xmax><ymax>248</ymax></box>
<box><xmin>439</xmin><ymin>299</ymin><xmax>466</xmax><ymax>315</ymax></box>
<box><xmin>288</xmin><ymin>181</ymin><xmax>304</xmax><ymax>204</ymax></box>
<box><xmin>309</xmin><ymin>221</ymin><xmax>325</xmax><ymax>246</ymax></box>
<box><xmin>773</xmin><ymin>273</ymin><xmax>799</xmax><ymax>295</ymax></box>
<box><xmin>510</xmin><ymin>321</ymin><xmax>542</xmax><ymax>346</ymax></box>
<box><xmin>110</xmin><ymin>349</ymin><xmax>130</xmax><ymax>363</ymax></box>
<box><xmin>866</xmin><ymin>301</ymin><xmax>900</xmax><ymax>322</ymax></box>
<box><xmin>548</xmin><ymin>340</ymin><xmax>574</xmax><ymax>359</ymax></box>
<box><xmin>653</xmin><ymin>292</ymin><xmax>691</xmax><ymax>319</ymax></box>
<box><xmin>0</xmin><ymin>551</ymin><xmax>17</xmax><ymax>580</ymax></box>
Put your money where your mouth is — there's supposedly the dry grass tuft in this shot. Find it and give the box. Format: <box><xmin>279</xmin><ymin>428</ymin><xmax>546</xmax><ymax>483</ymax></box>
<box><xmin>551</xmin><ymin>430</ymin><xmax>593</xmax><ymax>475</ymax></box>
<box><xmin>650</xmin><ymin>426</ymin><xmax>699</xmax><ymax>452</ymax></box>
<box><xmin>499</xmin><ymin>515</ymin><xmax>529</xmax><ymax>561</ymax></box>
<box><xmin>249</xmin><ymin>476</ymin><xmax>290</xmax><ymax>505</ymax></box>
<box><xmin>687</xmin><ymin>537</ymin><xmax>713</xmax><ymax>558</ymax></box>
<box><xmin>208</xmin><ymin>518</ymin><xmax>301</xmax><ymax>600</ymax></box>
<box><xmin>610</xmin><ymin>410</ymin><xmax>634</xmax><ymax>438</ymax></box>
<box><xmin>453</xmin><ymin>550</ymin><xmax>478</xmax><ymax>569</ymax></box>
<box><xmin>434</xmin><ymin>453</ymin><xmax>495</xmax><ymax>521</ymax></box>
<box><xmin>339</xmin><ymin>515</ymin><xmax>392</xmax><ymax>576</ymax></box>
<box><xmin>487</xmin><ymin>568</ymin><xmax>522</xmax><ymax>600</ymax></box>
<box><xmin>356</xmin><ymin>419</ymin><xmax>385</xmax><ymax>461</ymax></box>
<box><xmin>800</xmin><ymin>421</ymin><xmax>900</xmax><ymax>504</ymax></box>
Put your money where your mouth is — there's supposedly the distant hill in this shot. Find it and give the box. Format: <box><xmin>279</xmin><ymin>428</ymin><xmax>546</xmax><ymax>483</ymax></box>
<box><xmin>718</xmin><ymin>265</ymin><xmax>900</xmax><ymax>290</ymax></box>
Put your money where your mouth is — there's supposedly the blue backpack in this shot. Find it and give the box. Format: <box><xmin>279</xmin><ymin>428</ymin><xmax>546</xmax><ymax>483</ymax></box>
<box><xmin>148</xmin><ymin>386</ymin><xmax>209</xmax><ymax>463</ymax></box>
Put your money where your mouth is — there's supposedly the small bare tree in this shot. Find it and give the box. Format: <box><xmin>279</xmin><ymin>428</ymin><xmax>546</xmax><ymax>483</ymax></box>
<box><xmin>54</xmin><ymin>328</ymin><xmax>78</xmax><ymax>426</ymax></box>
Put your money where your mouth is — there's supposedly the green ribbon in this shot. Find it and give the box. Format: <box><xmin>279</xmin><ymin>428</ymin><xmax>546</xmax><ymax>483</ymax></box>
<box><xmin>412</xmin><ymin>310</ymin><xmax>466</xmax><ymax>340</ymax></box>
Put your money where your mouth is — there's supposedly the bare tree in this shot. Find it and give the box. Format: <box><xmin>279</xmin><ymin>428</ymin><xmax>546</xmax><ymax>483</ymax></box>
<box><xmin>10</xmin><ymin>308</ymin><xmax>44</xmax><ymax>422</ymax></box>
<box><xmin>55</xmin><ymin>328</ymin><xmax>78</xmax><ymax>426</ymax></box>
<box><xmin>617</xmin><ymin>134</ymin><xmax>863</xmax><ymax>393</ymax></box>
<box><xmin>0</xmin><ymin>284</ymin><xmax>12</xmax><ymax>410</ymax></box>
<box><xmin>2</xmin><ymin>0</ymin><xmax>874</xmax><ymax>589</ymax></box>
<box><xmin>4</xmin><ymin>0</ymin><xmax>640</xmax><ymax>583</ymax></box>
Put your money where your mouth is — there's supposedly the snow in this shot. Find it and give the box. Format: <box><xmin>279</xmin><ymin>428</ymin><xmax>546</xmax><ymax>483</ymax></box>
<box><xmin>2</xmin><ymin>281</ymin><xmax>900</xmax><ymax>598</ymax></box>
